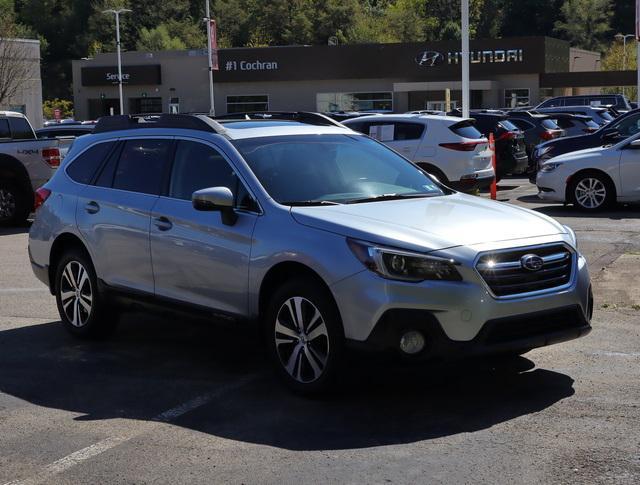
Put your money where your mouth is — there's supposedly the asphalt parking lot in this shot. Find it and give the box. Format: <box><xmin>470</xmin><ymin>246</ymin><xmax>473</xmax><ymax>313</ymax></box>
<box><xmin>1</xmin><ymin>178</ymin><xmax>639</xmax><ymax>485</ymax></box>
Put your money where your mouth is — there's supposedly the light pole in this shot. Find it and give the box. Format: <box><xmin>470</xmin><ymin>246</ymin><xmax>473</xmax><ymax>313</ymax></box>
<box><xmin>461</xmin><ymin>0</ymin><xmax>470</xmax><ymax>118</ymax></box>
<box><xmin>203</xmin><ymin>0</ymin><xmax>215</xmax><ymax>115</ymax></box>
<box><xmin>103</xmin><ymin>8</ymin><xmax>131</xmax><ymax>115</ymax></box>
<box><xmin>614</xmin><ymin>33</ymin><xmax>634</xmax><ymax>96</ymax></box>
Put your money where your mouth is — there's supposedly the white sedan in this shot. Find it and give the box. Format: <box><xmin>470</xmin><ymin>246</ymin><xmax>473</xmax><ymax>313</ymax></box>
<box><xmin>536</xmin><ymin>134</ymin><xmax>640</xmax><ymax>211</ymax></box>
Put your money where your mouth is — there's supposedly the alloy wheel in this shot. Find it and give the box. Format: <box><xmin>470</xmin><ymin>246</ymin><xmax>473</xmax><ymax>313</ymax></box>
<box><xmin>0</xmin><ymin>188</ymin><xmax>16</xmax><ymax>221</ymax></box>
<box><xmin>59</xmin><ymin>261</ymin><xmax>93</xmax><ymax>327</ymax></box>
<box><xmin>575</xmin><ymin>177</ymin><xmax>607</xmax><ymax>209</ymax></box>
<box><xmin>274</xmin><ymin>296</ymin><xmax>329</xmax><ymax>383</ymax></box>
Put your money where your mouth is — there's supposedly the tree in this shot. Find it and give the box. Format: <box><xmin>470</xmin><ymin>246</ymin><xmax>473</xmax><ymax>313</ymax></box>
<box><xmin>0</xmin><ymin>14</ymin><xmax>34</xmax><ymax>108</ymax></box>
<box><xmin>601</xmin><ymin>40</ymin><xmax>637</xmax><ymax>100</ymax></box>
<box><xmin>137</xmin><ymin>25</ymin><xmax>187</xmax><ymax>51</ymax></box>
<box><xmin>42</xmin><ymin>98</ymin><xmax>74</xmax><ymax>119</ymax></box>
<box><xmin>554</xmin><ymin>0</ymin><xmax>614</xmax><ymax>51</ymax></box>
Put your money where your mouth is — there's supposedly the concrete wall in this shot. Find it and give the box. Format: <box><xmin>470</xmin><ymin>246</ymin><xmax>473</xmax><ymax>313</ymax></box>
<box><xmin>0</xmin><ymin>39</ymin><xmax>43</xmax><ymax>128</ymax></box>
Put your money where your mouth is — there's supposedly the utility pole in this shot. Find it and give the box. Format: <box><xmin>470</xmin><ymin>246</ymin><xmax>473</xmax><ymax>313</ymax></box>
<box><xmin>615</xmin><ymin>34</ymin><xmax>634</xmax><ymax>97</ymax></box>
<box><xmin>103</xmin><ymin>9</ymin><xmax>131</xmax><ymax>115</ymax></box>
<box><xmin>461</xmin><ymin>0</ymin><xmax>470</xmax><ymax>118</ymax></box>
<box><xmin>204</xmin><ymin>0</ymin><xmax>215</xmax><ymax>116</ymax></box>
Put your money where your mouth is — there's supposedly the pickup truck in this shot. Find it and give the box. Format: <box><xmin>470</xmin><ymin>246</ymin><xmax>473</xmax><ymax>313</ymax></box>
<box><xmin>1</xmin><ymin>111</ymin><xmax>60</xmax><ymax>226</ymax></box>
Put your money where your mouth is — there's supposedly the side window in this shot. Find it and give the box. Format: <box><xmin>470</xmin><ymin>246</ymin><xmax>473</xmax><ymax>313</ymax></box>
<box><xmin>393</xmin><ymin>122</ymin><xmax>425</xmax><ymax>140</ymax></box>
<box><xmin>8</xmin><ymin>117</ymin><xmax>35</xmax><ymax>139</ymax></box>
<box><xmin>169</xmin><ymin>141</ymin><xmax>237</xmax><ymax>201</ymax></box>
<box><xmin>112</xmin><ymin>139</ymin><xmax>173</xmax><ymax>195</ymax></box>
<box><xmin>0</xmin><ymin>119</ymin><xmax>10</xmax><ymax>138</ymax></box>
<box><xmin>66</xmin><ymin>142</ymin><xmax>116</xmax><ymax>184</ymax></box>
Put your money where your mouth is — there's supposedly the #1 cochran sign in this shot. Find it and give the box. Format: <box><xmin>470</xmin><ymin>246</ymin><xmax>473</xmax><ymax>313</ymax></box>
<box><xmin>224</xmin><ymin>60</ymin><xmax>279</xmax><ymax>71</ymax></box>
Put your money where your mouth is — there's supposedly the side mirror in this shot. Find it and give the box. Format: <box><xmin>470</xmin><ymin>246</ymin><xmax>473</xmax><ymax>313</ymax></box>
<box><xmin>192</xmin><ymin>186</ymin><xmax>238</xmax><ymax>225</ymax></box>
<box><xmin>602</xmin><ymin>129</ymin><xmax>619</xmax><ymax>141</ymax></box>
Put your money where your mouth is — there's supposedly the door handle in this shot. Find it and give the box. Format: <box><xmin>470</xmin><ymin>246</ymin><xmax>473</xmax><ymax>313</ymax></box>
<box><xmin>153</xmin><ymin>216</ymin><xmax>173</xmax><ymax>231</ymax></box>
<box><xmin>85</xmin><ymin>201</ymin><xmax>100</xmax><ymax>214</ymax></box>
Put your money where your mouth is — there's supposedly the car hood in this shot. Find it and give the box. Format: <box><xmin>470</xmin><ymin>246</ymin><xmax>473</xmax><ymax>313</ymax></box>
<box><xmin>290</xmin><ymin>193</ymin><xmax>567</xmax><ymax>251</ymax></box>
<box><xmin>550</xmin><ymin>145</ymin><xmax>608</xmax><ymax>163</ymax></box>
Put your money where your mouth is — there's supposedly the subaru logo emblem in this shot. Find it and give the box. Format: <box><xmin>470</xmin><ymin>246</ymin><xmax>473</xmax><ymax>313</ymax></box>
<box><xmin>415</xmin><ymin>51</ymin><xmax>444</xmax><ymax>67</ymax></box>
<box><xmin>520</xmin><ymin>254</ymin><xmax>544</xmax><ymax>272</ymax></box>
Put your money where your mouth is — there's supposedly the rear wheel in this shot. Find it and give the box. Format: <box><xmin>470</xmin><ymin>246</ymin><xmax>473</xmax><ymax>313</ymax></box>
<box><xmin>265</xmin><ymin>278</ymin><xmax>344</xmax><ymax>394</ymax></box>
<box><xmin>417</xmin><ymin>164</ymin><xmax>449</xmax><ymax>185</ymax></box>
<box><xmin>54</xmin><ymin>248</ymin><xmax>117</xmax><ymax>338</ymax></box>
<box><xmin>569</xmin><ymin>172</ymin><xmax>614</xmax><ymax>212</ymax></box>
<box><xmin>0</xmin><ymin>180</ymin><xmax>31</xmax><ymax>226</ymax></box>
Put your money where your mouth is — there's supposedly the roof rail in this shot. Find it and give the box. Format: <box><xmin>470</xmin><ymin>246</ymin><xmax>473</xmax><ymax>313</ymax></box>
<box><xmin>93</xmin><ymin>114</ymin><xmax>227</xmax><ymax>136</ymax></box>
<box><xmin>213</xmin><ymin>111</ymin><xmax>345</xmax><ymax>127</ymax></box>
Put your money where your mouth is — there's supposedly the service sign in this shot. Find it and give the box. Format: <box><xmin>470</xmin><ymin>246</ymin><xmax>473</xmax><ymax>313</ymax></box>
<box><xmin>81</xmin><ymin>65</ymin><xmax>162</xmax><ymax>86</ymax></box>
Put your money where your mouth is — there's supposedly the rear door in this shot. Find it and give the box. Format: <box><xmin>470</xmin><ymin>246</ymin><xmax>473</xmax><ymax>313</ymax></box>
<box><xmin>366</xmin><ymin>121</ymin><xmax>425</xmax><ymax>159</ymax></box>
<box><xmin>150</xmin><ymin>139</ymin><xmax>259</xmax><ymax>314</ymax></box>
<box><xmin>76</xmin><ymin>137</ymin><xmax>173</xmax><ymax>294</ymax></box>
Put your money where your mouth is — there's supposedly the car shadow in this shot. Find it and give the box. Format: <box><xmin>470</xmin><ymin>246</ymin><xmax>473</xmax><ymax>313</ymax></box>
<box><xmin>0</xmin><ymin>314</ymin><xmax>575</xmax><ymax>451</ymax></box>
<box><xmin>516</xmin><ymin>196</ymin><xmax>640</xmax><ymax>220</ymax></box>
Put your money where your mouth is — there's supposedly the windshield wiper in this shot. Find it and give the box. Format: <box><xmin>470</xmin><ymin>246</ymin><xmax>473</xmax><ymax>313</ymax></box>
<box><xmin>346</xmin><ymin>193</ymin><xmax>434</xmax><ymax>204</ymax></box>
<box><xmin>281</xmin><ymin>200</ymin><xmax>342</xmax><ymax>206</ymax></box>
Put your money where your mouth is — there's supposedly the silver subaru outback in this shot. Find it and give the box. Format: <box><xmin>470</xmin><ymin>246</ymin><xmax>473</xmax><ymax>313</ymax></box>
<box><xmin>28</xmin><ymin>113</ymin><xmax>593</xmax><ymax>393</ymax></box>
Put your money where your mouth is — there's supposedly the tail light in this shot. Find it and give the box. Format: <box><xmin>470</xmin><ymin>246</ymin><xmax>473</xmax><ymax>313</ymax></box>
<box><xmin>496</xmin><ymin>131</ymin><xmax>517</xmax><ymax>142</ymax></box>
<box><xmin>42</xmin><ymin>148</ymin><xmax>61</xmax><ymax>168</ymax></box>
<box><xmin>439</xmin><ymin>140</ymin><xmax>486</xmax><ymax>152</ymax></box>
<box><xmin>34</xmin><ymin>187</ymin><xmax>51</xmax><ymax>211</ymax></box>
<box><xmin>540</xmin><ymin>130</ymin><xmax>563</xmax><ymax>141</ymax></box>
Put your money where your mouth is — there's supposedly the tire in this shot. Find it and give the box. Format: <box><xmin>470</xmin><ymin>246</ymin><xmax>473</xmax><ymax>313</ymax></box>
<box><xmin>569</xmin><ymin>172</ymin><xmax>615</xmax><ymax>212</ymax></box>
<box><xmin>264</xmin><ymin>277</ymin><xmax>344</xmax><ymax>394</ymax></box>
<box><xmin>0</xmin><ymin>180</ymin><xmax>31</xmax><ymax>227</ymax></box>
<box><xmin>54</xmin><ymin>248</ymin><xmax>117</xmax><ymax>338</ymax></box>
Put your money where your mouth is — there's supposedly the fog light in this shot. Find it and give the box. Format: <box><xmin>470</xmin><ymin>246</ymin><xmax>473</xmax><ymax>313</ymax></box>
<box><xmin>399</xmin><ymin>331</ymin><xmax>425</xmax><ymax>355</ymax></box>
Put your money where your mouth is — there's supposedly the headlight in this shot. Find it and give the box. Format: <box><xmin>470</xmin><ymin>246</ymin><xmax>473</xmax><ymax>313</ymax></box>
<box><xmin>540</xmin><ymin>161</ymin><xmax>563</xmax><ymax>173</ymax></box>
<box><xmin>347</xmin><ymin>239</ymin><xmax>462</xmax><ymax>282</ymax></box>
<box><xmin>563</xmin><ymin>225</ymin><xmax>578</xmax><ymax>249</ymax></box>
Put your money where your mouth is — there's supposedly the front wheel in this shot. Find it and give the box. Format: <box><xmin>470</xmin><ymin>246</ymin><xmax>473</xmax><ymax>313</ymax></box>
<box><xmin>265</xmin><ymin>278</ymin><xmax>344</xmax><ymax>394</ymax></box>
<box><xmin>0</xmin><ymin>180</ymin><xmax>31</xmax><ymax>226</ymax></box>
<box><xmin>570</xmin><ymin>173</ymin><xmax>614</xmax><ymax>211</ymax></box>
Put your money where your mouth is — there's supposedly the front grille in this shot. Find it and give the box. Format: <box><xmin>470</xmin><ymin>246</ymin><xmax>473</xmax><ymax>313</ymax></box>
<box><xmin>476</xmin><ymin>244</ymin><xmax>573</xmax><ymax>297</ymax></box>
<box><xmin>484</xmin><ymin>306</ymin><xmax>585</xmax><ymax>344</ymax></box>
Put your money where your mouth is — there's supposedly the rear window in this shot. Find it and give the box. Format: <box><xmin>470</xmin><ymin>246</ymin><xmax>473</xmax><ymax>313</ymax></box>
<box><xmin>600</xmin><ymin>111</ymin><xmax>615</xmax><ymax>122</ymax></box>
<box><xmin>509</xmin><ymin>119</ymin><xmax>535</xmax><ymax>131</ymax></box>
<box><xmin>498</xmin><ymin>120</ymin><xmax>520</xmax><ymax>132</ymax></box>
<box><xmin>541</xmin><ymin>119</ymin><xmax>561</xmax><ymax>130</ymax></box>
<box><xmin>449</xmin><ymin>120</ymin><xmax>483</xmax><ymax>139</ymax></box>
<box><xmin>66</xmin><ymin>142</ymin><xmax>116</xmax><ymax>184</ymax></box>
<box><xmin>8</xmin><ymin>117</ymin><xmax>35</xmax><ymax>139</ymax></box>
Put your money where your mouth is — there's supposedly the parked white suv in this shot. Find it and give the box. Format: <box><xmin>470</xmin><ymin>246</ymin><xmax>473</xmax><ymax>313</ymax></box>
<box><xmin>343</xmin><ymin>114</ymin><xmax>495</xmax><ymax>192</ymax></box>
<box><xmin>536</xmin><ymin>132</ymin><xmax>640</xmax><ymax>211</ymax></box>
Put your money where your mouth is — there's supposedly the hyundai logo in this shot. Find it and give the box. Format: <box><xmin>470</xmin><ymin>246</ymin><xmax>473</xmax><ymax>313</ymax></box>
<box><xmin>520</xmin><ymin>254</ymin><xmax>544</xmax><ymax>272</ymax></box>
<box><xmin>415</xmin><ymin>51</ymin><xmax>444</xmax><ymax>67</ymax></box>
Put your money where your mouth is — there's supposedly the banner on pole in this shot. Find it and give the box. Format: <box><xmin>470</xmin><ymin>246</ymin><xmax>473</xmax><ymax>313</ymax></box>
<box><xmin>210</xmin><ymin>19</ymin><xmax>219</xmax><ymax>71</ymax></box>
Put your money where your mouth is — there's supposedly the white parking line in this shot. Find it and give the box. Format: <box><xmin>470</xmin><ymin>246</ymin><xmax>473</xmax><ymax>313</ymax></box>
<box><xmin>2</xmin><ymin>374</ymin><xmax>259</xmax><ymax>485</ymax></box>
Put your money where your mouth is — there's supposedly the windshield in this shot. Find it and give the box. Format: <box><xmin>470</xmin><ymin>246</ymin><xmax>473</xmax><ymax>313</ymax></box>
<box><xmin>233</xmin><ymin>134</ymin><xmax>446</xmax><ymax>205</ymax></box>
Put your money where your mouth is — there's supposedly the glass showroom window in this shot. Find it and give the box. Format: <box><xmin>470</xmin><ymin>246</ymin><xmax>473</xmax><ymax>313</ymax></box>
<box><xmin>504</xmin><ymin>89</ymin><xmax>530</xmax><ymax>108</ymax></box>
<box><xmin>227</xmin><ymin>95</ymin><xmax>269</xmax><ymax>113</ymax></box>
<box><xmin>317</xmin><ymin>92</ymin><xmax>393</xmax><ymax>112</ymax></box>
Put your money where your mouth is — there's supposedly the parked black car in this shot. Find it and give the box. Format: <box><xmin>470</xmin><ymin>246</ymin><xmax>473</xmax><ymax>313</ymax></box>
<box><xmin>450</xmin><ymin>110</ymin><xmax>528</xmax><ymax>178</ymax></box>
<box><xmin>537</xmin><ymin>94</ymin><xmax>631</xmax><ymax>112</ymax></box>
<box><xmin>530</xmin><ymin>108</ymin><xmax>640</xmax><ymax>181</ymax></box>
<box><xmin>542</xmin><ymin>113</ymin><xmax>600</xmax><ymax>137</ymax></box>
<box><xmin>507</xmin><ymin>111</ymin><xmax>564</xmax><ymax>157</ymax></box>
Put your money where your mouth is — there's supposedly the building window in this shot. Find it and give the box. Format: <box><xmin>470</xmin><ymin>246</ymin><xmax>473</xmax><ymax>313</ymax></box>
<box><xmin>316</xmin><ymin>92</ymin><xmax>393</xmax><ymax>113</ymax></box>
<box><xmin>504</xmin><ymin>89</ymin><xmax>530</xmax><ymax>108</ymax></box>
<box><xmin>227</xmin><ymin>95</ymin><xmax>269</xmax><ymax>114</ymax></box>
<box><xmin>129</xmin><ymin>97</ymin><xmax>162</xmax><ymax>114</ymax></box>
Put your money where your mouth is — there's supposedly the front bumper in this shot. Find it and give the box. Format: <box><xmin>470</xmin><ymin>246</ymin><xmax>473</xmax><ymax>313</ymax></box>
<box><xmin>331</xmin><ymin>246</ymin><xmax>592</xmax><ymax>356</ymax></box>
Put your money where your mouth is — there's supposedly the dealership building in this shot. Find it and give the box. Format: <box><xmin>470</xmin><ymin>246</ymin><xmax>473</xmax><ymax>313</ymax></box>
<box><xmin>72</xmin><ymin>36</ymin><xmax>603</xmax><ymax>120</ymax></box>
